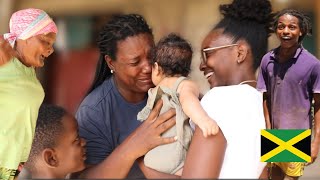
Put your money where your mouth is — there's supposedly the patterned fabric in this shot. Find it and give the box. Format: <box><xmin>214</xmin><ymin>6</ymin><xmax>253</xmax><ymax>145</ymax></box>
<box><xmin>3</xmin><ymin>8</ymin><xmax>57</xmax><ymax>47</ymax></box>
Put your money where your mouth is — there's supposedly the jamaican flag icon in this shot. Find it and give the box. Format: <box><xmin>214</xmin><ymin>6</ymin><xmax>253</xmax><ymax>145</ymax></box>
<box><xmin>261</xmin><ymin>129</ymin><xmax>311</xmax><ymax>162</ymax></box>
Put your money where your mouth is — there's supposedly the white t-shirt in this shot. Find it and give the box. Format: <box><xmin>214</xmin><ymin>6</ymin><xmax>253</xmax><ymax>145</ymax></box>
<box><xmin>191</xmin><ymin>84</ymin><xmax>266</xmax><ymax>179</ymax></box>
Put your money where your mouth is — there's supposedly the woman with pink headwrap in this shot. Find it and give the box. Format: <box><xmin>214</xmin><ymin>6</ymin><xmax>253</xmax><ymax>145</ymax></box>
<box><xmin>0</xmin><ymin>8</ymin><xmax>57</xmax><ymax>180</ymax></box>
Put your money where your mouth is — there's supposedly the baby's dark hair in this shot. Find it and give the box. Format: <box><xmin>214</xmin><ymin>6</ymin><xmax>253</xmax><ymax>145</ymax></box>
<box><xmin>214</xmin><ymin>0</ymin><xmax>274</xmax><ymax>69</ymax></box>
<box><xmin>150</xmin><ymin>33</ymin><xmax>192</xmax><ymax>77</ymax></box>
<box><xmin>26</xmin><ymin>104</ymin><xmax>67</xmax><ymax>168</ymax></box>
<box><xmin>88</xmin><ymin>14</ymin><xmax>153</xmax><ymax>94</ymax></box>
<box><xmin>273</xmin><ymin>9</ymin><xmax>312</xmax><ymax>43</ymax></box>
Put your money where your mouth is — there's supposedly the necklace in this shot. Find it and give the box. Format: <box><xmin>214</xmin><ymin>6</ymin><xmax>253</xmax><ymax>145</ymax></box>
<box><xmin>238</xmin><ymin>80</ymin><xmax>257</xmax><ymax>85</ymax></box>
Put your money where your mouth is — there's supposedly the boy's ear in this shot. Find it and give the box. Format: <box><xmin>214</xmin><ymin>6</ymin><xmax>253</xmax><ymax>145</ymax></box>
<box><xmin>236</xmin><ymin>43</ymin><xmax>248</xmax><ymax>64</ymax></box>
<box><xmin>154</xmin><ymin>62</ymin><xmax>162</xmax><ymax>75</ymax></box>
<box><xmin>105</xmin><ymin>55</ymin><xmax>115</xmax><ymax>72</ymax></box>
<box><xmin>42</xmin><ymin>148</ymin><xmax>59</xmax><ymax>168</ymax></box>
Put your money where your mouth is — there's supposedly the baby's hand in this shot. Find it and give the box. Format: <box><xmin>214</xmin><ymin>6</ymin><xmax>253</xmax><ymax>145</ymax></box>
<box><xmin>198</xmin><ymin>117</ymin><xmax>219</xmax><ymax>138</ymax></box>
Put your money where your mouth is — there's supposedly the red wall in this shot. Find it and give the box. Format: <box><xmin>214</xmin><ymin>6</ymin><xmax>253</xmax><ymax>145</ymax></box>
<box><xmin>46</xmin><ymin>48</ymin><xmax>99</xmax><ymax>114</ymax></box>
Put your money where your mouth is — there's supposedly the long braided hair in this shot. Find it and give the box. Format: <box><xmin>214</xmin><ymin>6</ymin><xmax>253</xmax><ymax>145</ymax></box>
<box><xmin>87</xmin><ymin>14</ymin><xmax>153</xmax><ymax>94</ymax></box>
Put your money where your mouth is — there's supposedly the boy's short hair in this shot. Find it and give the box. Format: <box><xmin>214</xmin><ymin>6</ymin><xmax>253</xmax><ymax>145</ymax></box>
<box><xmin>27</xmin><ymin>104</ymin><xmax>67</xmax><ymax>166</ymax></box>
<box><xmin>151</xmin><ymin>33</ymin><xmax>193</xmax><ymax>77</ymax></box>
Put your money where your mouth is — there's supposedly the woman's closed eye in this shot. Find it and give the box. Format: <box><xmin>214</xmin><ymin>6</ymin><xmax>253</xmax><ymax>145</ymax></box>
<box><xmin>74</xmin><ymin>136</ymin><xmax>81</xmax><ymax>144</ymax></box>
<box><xmin>40</xmin><ymin>36</ymin><xmax>53</xmax><ymax>46</ymax></box>
<box><xmin>205</xmin><ymin>50</ymin><xmax>217</xmax><ymax>59</ymax></box>
<box><xmin>129</xmin><ymin>59</ymin><xmax>140</xmax><ymax>66</ymax></box>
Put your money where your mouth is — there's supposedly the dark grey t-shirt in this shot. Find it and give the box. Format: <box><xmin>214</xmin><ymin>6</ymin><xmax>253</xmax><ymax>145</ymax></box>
<box><xmin>76</xmin><ymin>77</ymin><xmax>147</xmax><ymax>178</ymax></box>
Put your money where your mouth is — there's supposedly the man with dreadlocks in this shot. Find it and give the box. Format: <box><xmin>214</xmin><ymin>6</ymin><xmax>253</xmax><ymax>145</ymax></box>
<box><xmin>257</xmin><ymin>9</ymin><xmax>320</xmax><ymax>180</ymax></box>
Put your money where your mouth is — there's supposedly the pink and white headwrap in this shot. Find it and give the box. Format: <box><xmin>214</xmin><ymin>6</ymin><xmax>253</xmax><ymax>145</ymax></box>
<box><xmin>3</xmin><ymin>8</ymin><xmax>58</xmax><ymax>47</ymax></box>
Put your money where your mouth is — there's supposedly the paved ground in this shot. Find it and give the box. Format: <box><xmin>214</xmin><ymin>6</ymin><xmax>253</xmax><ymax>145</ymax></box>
<box><xmin>300</xmin><ymin>151</ymin><xmax>320</xmax><ymax>179</ymax></box>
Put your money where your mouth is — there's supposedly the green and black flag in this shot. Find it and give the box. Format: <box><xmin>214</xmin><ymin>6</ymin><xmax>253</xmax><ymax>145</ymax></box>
<box><xmin>261</xmin><ymin>129</ymin><xmax>311</xmax><ymax>162</ymax></box>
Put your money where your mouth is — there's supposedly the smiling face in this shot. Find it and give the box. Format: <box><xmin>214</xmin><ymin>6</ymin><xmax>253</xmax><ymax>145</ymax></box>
<box><xmin>16</xmin><ymin>32</ymin><xmax>56</xmax><ymax>67</ymax></box>
<box><xmin>199</xmin><ymin>29</ymin><xmax>239</xmax><ymax>88</ymax></box>
<box><xmin>107</xmin><ymin>33</ymin><xmax>154</xmax><ymax>97</ymax></box>
<box><xmin>54</xmin><ymin>114</ymin><xmax>86</xmax><ymax>175</ymax></box>
<box><xmin>276</xmin><ymin>14</ymin><xmax>302</xmax><ymax>48</ymax></box>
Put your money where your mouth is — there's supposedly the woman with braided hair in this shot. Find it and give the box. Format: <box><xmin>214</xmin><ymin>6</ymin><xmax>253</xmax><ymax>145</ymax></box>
<box><xmin>75</xmin><ymin>14</ymin><xmax>177</xmax><ymax>178</ymax></box>
<box><xmin>0</xmin><ymin>13</ymin><xmax>177</xmax><ymax>179</ymax></box>
<box><xmin>0</xmin><ymin>3</ymin><xmax>272</xmax><ymax>179</ymax></box>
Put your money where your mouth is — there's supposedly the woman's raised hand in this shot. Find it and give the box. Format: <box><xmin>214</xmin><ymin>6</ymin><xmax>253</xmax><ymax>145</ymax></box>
<box><xmin>125</xmin><ymin>99</ymin><xmax>176</xmax><ymax>159</ymax></box>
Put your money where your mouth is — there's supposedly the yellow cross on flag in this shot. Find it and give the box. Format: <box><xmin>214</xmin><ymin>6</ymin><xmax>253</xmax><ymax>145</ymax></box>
<box><xmin>261</xmin><ymin>129</ymin><xmax>311</xmax><ymax>162</ymax></box>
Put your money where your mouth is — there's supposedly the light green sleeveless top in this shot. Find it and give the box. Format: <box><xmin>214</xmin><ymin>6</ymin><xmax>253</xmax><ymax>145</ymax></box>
<box><xmin>0</xmin><ymin>57</ymin><xmax>44</xmax><ymax>169</ymax></box>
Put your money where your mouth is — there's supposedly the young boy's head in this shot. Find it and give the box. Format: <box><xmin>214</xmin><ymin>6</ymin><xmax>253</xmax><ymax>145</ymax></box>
<box><xmin>273</xmin><ymin>9</ymin><xmax>312</xmax><ymax>45</ymax></box>
<box><xmin>150</xmin><ymin>33</ymin><xmax>193</xmax><ymax>85</ymax></box>
<box><xmin>24</xmin><ymin>104</ymin><xmax>86</xmax><ymax>179</ymax></box>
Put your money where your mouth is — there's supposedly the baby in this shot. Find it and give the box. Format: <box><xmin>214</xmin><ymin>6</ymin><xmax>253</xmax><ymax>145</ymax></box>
<box><xmin>137</xmin><ymin>33</ymin><xmax>218</xmax><ymax>175</ymax></box>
